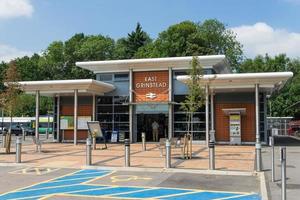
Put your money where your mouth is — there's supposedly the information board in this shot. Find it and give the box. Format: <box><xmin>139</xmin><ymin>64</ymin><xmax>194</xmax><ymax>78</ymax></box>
<box><xmin>60</xmin><ymin>116</ymin><xmax>74</xmax><ymax>130</ymax></box>
<box><xmin>78</xmin><ymin>116</ymin><xmax>92</xmax><ymax>130</ymax></box>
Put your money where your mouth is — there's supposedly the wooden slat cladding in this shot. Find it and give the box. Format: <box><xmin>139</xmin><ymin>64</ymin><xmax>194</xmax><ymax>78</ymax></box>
<box><xmin>215</xmin><ymin>103</ymin><xmax>255</xmax><ymax>142</ymax></box>
<box><xmin>60</xmin><ymin>104</ymin><xmax>92</xmax><ymax>141</ymax></box>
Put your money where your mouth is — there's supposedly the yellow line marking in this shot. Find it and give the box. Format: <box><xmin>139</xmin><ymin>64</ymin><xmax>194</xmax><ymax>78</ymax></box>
<box><xmin>0</xmin><ymin>169</ymin><xmax>79</xmax><ymax>197</ymax></box>
<box><xmin>214</xmin><ymin>193</ymin><xmax>257</xmax><ymax>200</ymax></box>
<box><xmin>82</xmin><ymin>170</ymin><xmax>116</xmax><ymax>184</ymax></box>
<box><xmin>151</xmin><ymin>191</ymin><xmax>201</xmax><ymax>199</ymax></box>
<box><xmin>111</xmin><ymin>175</ymin><xmax>152</xmax><ymax>183</ymax></box>
<box><xmin>53</xmin><ymin>193</ymin><xmax>145</xmax><ymax>200</ymax></box>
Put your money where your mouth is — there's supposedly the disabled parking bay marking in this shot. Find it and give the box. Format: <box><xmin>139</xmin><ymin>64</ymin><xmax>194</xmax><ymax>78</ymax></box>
<box><xmin>9</xmin><ymin>167</ymin><xmax>60</xmax><ymax>175</ymax></box>
<box><xmin>0</xmin><ymin>169</ymin><xmax>262</xmax><ymax>200</ymax></box>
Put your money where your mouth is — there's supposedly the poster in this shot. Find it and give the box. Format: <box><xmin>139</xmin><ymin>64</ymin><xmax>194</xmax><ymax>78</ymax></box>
<box><xmin>60</xmin><ymin>116</ymin><xmax>74</xmax><ymax>130</ymax></box>
<box><xmin>78</xmin><ymin>116</ymin><xmax>92</xmax><ymax>130</ymax></box>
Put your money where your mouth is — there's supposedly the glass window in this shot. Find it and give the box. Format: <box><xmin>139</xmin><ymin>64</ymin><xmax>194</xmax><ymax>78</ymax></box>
<box><xmin>99</xmin><ymin>74</ymin><xmax>113</xmax><ymax>81</ymax></box>
<box><xmin>114</xmin><ymin>73</ymin><xmax>129</xmax><ymax>81</ymax></box>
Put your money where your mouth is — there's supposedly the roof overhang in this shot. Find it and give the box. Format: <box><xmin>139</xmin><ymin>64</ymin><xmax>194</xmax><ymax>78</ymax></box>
<box><xmin>16</xmin><ymin>79</ymin><xmax>115</xmax><ymax>96</ymax></box>
<box><xmin>177</xmin><ymin>72</ymin><xmax>293</xmax><ymax>93</ymax></box>
<box><xmin>76</xmin><ymin>55</ymin><xmax>229</xmax><ymax>73</ymax></box>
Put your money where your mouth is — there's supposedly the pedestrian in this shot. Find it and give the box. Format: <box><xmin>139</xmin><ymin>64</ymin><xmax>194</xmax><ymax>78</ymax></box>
<box><xmin>152</xmin><ymin>120</ymin><xmax>159</xmax><ymax>142</ymax></box>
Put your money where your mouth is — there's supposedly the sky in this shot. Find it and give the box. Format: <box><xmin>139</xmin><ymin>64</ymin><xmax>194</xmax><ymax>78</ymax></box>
<box><xmin>1</xmin><ymin>0</ymin><xmax>300</xmax><ymax>62</ymax></box>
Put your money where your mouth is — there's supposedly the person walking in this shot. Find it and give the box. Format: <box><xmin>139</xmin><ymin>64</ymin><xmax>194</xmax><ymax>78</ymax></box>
<box><xmin>152</xmin><ymin>120</ymin><xmax>159</xmax><ymax>142</ymax></box>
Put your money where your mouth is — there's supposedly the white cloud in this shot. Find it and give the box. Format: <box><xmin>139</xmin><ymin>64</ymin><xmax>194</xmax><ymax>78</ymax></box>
<box><xmin>231</xmin><ymin>22</ymin><xmax>300</xmax><ymax>58</ymax></box>
<box><xmin>0</xmin><ymin>0</ymin><xmax>33</xmax><ymax>19</ymax></box>
<box><xmin>0</xmin><ymin>43</ymin><xmax>32</xmax><ymax>62</ymax></box>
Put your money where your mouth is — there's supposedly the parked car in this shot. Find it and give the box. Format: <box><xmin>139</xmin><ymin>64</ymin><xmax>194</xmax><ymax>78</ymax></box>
<box><xmin>20</xmin><ymin>124</ymin><xmax>35</xmax><ymax>136</ymax></box>
<box><xmin>8</xmin><ymin>124</ymin><xmax>23</xmax><ymax>136</ymax></box>
<box><xmin>0</xmin><ymin>126</ymin><xmax>8</xmax><ymax>134</ymax></box>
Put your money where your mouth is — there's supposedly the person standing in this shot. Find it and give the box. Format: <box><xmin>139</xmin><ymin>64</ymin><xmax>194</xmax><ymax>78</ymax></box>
<box><xmin>152</xmin><ymin>120</ymin><xmax>159</xmax><ymax>142</ymax></box>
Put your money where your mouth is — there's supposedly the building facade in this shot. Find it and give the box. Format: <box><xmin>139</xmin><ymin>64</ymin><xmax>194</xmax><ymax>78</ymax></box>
<box><xmin>18</xmin><ymin>55</ymin><xmax>293</xmax><ymax>144</ymax></box>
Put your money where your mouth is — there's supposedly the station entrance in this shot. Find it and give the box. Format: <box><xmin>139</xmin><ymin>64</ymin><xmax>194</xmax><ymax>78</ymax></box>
<box><xmin>135</xmin><ymin>104</ymin><xmax>168</xmax><ymax>142</ymax></box>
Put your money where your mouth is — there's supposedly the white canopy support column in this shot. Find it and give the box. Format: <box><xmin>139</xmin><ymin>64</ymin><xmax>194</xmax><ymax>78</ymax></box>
<box><xmin>74</xmin><ymin>89</ymin><xmax>78</xmax><ymax>145</ymax></box>
<box><xmin>205</xmin><ymin>85</ymin><xmax>209</xmax><ymax>146</ymax></box>
<box><xmin>92</xmin><ymin>94</ymin><xmax>96</xmax><ymax>121</ymax></box>
<box><xmin>168</xmin><ymin>67</ymin><xmax>173</xmax><ymax>140</ymax></box>
<box><xmin>56</xmin><ymin>95</ymin><xmax>60</xmax><ymax>142</ymax></box>
<box><xmin>255</xmin><ymin>84</ymin><xmax>262</xmax><ymax>171</ymax></box>
<box><xmin>35</xmin><ymin>90</ymin><xmax>40</xmax><ymax>140</ymax></box>
<box><xmin>129</xmin><ymin>68</ymin><xmax>133</xmax><ymax>143</ymax></box>
<box><xmin>210</xmin><ymin>90</ymin><xmax>215</xmax><ymax>136</ymax></box>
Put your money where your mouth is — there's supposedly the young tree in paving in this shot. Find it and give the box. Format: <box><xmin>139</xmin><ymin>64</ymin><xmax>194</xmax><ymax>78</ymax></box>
<box><xmin>0</xmin><ymin>61</ymin><xmax>23</xmax><ymax>153</ymax></box>
<box><xmin>180</xmin><ymin>57</ymin><xmax>206</xmax><ymax>158</ymax></box>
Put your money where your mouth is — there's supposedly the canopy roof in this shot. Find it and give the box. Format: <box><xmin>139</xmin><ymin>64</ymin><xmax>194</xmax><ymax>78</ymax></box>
<box><xmin>177</xmin><ymin>72</ymin><xmax>293</xmax><ymax>92</ymax></box>
<box><xmin>76</xmin><ymin>55</ymin><xmax>229</xmax><ymax>73</ymax></box>
<box><xmin>18</xmin><ymin>79</ymin><xmax>115</xmax><ymax>96</ymax></box>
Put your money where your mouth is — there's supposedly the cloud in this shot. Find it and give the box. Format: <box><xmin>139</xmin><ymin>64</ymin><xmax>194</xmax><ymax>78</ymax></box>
<box><xmin>0</xmin><ymin>0</ymin><xmax>33</xmax><ymax>19</ymax></box>
<box><xmin>0</xmin><ymin>43</ymin><xmax>32</xmax><ymax>62</ymax></box>
<box><xmin>231</xmin><ymin>22</ymin><xmax>300</xmax><ymax>58</ymax></box>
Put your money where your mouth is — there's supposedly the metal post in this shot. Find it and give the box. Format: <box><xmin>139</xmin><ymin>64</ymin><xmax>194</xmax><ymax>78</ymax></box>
<box><xmin>168</xmin><ymin>67</ymin><xmax>173</xmax><ymax>140</ymax></box>
<box><xmin>141</xmin><ymin>132</ymin><xmax>146</xmax><ymax>151</ymax></box>
<box><xmin>269</xmin><ymin>136</ymin><xmax>275</xmax><ymax>182</ymax></box>
<box><xmin>74</xmin><ymin>89</ymin><xmax>78</xmax><ymax>145</ymax></box>
<box><xmin>125</xmin><ymin>139</ymin><xmax>130</xmax><ymax>167</ymax></box>
<box><xmin>15</xmin><ymin>137</ymin><xmax>22</xmax><ymax>163</ymax></box>
<box><xmin>255</xmin><ymin>84</ymin><xmax>262</xmax><ymax>171</ymax></box>
<box><xmin>284</xmin><ymin>120</ymin><xmax>287</xmax><ymax>136</ymax></box>
<box><xmin>129</xmin><ymin>69</ymin><xmax>133</xmax><ymax>143</ymax></box>
<box><xmin>205</xmin><ymin>85</ymin><xmax>209</xmax><ymax>146</ymax></box>
<box><xmin>280</xmin><ymin>146</ymin><xmax>286</xmax><ymax>200</ymax></box>
<box><xmin>86</xmin><ymin>138</ymin><xmax>92</xmax><ymax>165</ymax></box>
<box><xmin>209</xmin><ymin>131</ymin><xmax>215</xmax><ymax>170</ymax></box>
<box><xmin>35</xmin><ymin>90</ymin><xmax>40</xmax><ymax>140</ymax></box>
<box><xmin>46</xmin><ymin>112</ymin><xmax>50</xmax><ymax>139</ymax></box>
<box><xmin>56</xmin><ymin>95</ymin><xmax>60</xmax><ymax>142</ymax></box>
<box><xmin>92</xmin><ymin>94</ymin><xmax>96</xmax><ymax>121</ymax></box>
<box><xmin>165</xmin><ymin>139</ymin><xmax>171</xmax><ymax>168</ymax></box>
<box><xmin>22</xmin><ymin>127</ymin><xmax>26</xmax><ymax>141</ymax></box>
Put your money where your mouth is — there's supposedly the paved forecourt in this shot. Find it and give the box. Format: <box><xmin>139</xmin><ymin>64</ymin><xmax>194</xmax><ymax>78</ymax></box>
<box><xmin>0</xmin><ymin>166</ymin><xmax>261</xmax><ymax>200</ymax></box>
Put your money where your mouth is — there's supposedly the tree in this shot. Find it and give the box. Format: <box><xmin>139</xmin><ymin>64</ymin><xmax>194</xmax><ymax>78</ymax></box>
<box><xmin>114</xmin><ymin>23</ymin><xmax>151</xmax><ymax>59</ymax></box>
<box><xmin>0</xmin><ymin>61</ymin><xmax>23</xmax><ymax>152</ymax></box>
<box><xmin>135</xmin><ymin>20</ymin><xmax>243</xmax><ymax>71</ymax></box>
<box><xmin>240</xmin><ymin>54</ymin><xmax>300</xmax><ymax>117</ymax></box>
<box><xmin>180</xmin><ymin>57</ymin><xmax>206</xmax><ymax>138</ymax></box>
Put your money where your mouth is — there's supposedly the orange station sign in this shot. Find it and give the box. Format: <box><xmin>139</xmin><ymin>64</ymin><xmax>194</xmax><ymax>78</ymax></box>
<box><xmin>133</xmin><ymin>71</ymin><xmax>169</xmax><ymax>102</ymax></box>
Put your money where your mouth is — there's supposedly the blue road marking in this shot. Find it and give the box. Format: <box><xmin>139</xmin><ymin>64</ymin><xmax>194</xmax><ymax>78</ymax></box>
<box><xmin>113</xmin><ymin>188</ymin><xmax>192</xmax><ymax>198</ymax></box>
<box><xmin>54</xmin><ymin>171</ymin><xmax>109</xmax><ymax>181</ymax></box>
<box><xmin>24</xmin><ymin>177</ymin><xmax>92</xmax><ymax>190</ymax></box>
<box><xmin>0</xmin><ymin>169</ymin><xmax>262</xmax><ymax>200</ymax></box>
<box><xmin>228</xmin><ymin>194</ymin><xmax>261</xmax><ymax>200</ymax></box>
<box><xmin>71</xmin><ymin>186</ymin><xmax>146</xmax><ymax>196</ymax></box>
<box><xmin>161</xmin><ymin>191</ymin><xmax>242</xmax><ymax>200</ymax></box>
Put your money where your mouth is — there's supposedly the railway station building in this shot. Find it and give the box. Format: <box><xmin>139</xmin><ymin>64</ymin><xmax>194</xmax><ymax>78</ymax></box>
<box><xmin>18</xmin><ymin>55</ymin><xmax>293</xmax><ymax>145</ymax></box>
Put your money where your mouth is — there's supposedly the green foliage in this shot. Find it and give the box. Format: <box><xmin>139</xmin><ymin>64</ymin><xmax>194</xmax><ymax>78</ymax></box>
<box><xmin>135</xmin><ymin>19</ymin><xmax>243</xmax><ymax>71</ymax></box>
<box><xmin>240</xmin><ymin>54</ymin><xmax>300</xmax><ymax>117</ymax></box>
<box><xmin>180</xmin><ymin>57</ymin><xmax>205</xmax><ymax>133</ymax></box>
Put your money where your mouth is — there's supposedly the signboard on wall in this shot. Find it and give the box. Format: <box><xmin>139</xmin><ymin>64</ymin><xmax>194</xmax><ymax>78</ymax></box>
<box><xmin>60</xmin><ymin>116</ymin><xmax>92</xmax><ymax>130</ymax></box>
<box><xmin>133</xmin><ymin>71</ymin><xmax>169</xmax><ymax>102</ymax></box>
<box><xmin>60</xmin><ymin>116</ymin><xmax>74</xmax><ymax>130</ymax></box>
<box><xmin>78</xmin><ymin>116</ymin><xmax>92</xmax><ymax>130</ymax></box>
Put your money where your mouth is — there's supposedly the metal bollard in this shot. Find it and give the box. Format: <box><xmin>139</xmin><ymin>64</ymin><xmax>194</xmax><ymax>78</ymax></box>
<box><xmin>15</xmin><ymin>137</ymin><xmax>22</xmax><ymax>163</ymax></box>
<box><xmin>125</xmin><ymin>139</ymin><xmax>130</xmax><ymax>167</ymax></box>
<box><xmin>141</xmin><ymin>132</ymin><xmax>146</xmax><ymax>151</ymax></box>
<box><xmin>165</xmin><ymin>139</ymin><xmax>171</xmax><ymax>168</ymax></box>
<box><xmin>280</xmin><ymin>146</ymin><xmax>287</xmax><ymax>200</ymax></box>
<box><xmin>209</xmin><ymin>141</ymin><xmax>215</xmax><ymax>170</ymax></box>
<box><xmin>269</xmin><ymin>136</ymin><xmax>275</xmax><ymax>182</ymax></box>
<box><xmin>86</xmin><ymin>138</ymin><xmax>92</xmax><ymax>165</ymax></box>
<box><xmin>256</xmin><ymin>143</ymin><xmax>262</xmax><ymax>172</ymax></box>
